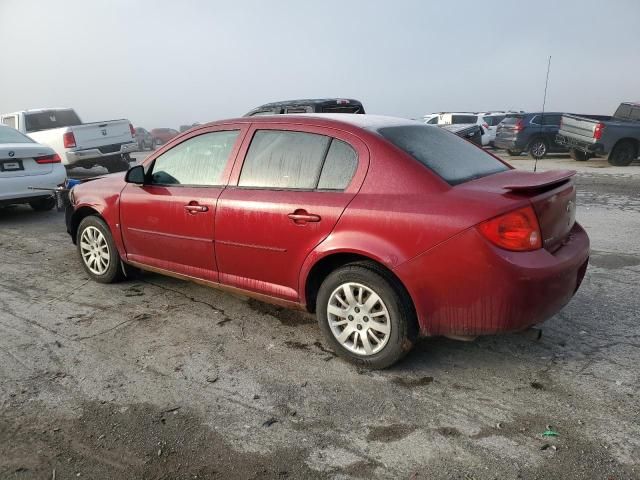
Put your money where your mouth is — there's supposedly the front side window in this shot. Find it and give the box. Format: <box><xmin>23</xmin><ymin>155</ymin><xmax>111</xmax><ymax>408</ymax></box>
<box><xmin>376</xmin><ymin>124</ymin><xmax>509</xmax><ymax>186</ymax></box>
<box><xmin>150</xmin><ymin>130</ymin><xmax>239</xmax><ymax>186</ymax></box>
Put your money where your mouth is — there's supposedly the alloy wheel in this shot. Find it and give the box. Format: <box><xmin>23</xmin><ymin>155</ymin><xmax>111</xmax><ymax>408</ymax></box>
<box><xmin>327</xmin><ymin>282</ymin><xmax>391</xmax><ymax>356</ymax></box>
<box><xmin>80</xmin><ymin>226</ymin><xmax>110</xmax><ymax>275</ymax></box>
<box><xmin>531</xmin><ymin>140</ymin><xmax>547</xmax><ymax>158</ymax></box>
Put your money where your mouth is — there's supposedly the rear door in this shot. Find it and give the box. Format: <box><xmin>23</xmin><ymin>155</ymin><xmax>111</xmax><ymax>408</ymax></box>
<box><xmin>538</xmin><ymin>114</ymin><xmax>564</xmax><ymax>151</ymax></box>
<box><xmin>119</xmin><ymin>126</ymin><xmax>246</xmax><ymax>281</ymax></box>
<box><xmin>215</xmin><ymin>124</ymin><xmax>368</xmax><ymax>301</ymax></box>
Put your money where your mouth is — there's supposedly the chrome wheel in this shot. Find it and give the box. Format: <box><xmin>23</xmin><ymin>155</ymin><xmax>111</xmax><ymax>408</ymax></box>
<box><xmin>327</xmin><ymin>282</ymin><xmax>391</xmax><ymax>356</ymax></box>
<box><xmin>80</xmin><ymin>226</ymin><xmax>110</xmax><ymax>275</ymax></box>
<box><xmin>531</xmin><ymin>140</ymin><xmax>547</xmax><ymax>158</ymax></box>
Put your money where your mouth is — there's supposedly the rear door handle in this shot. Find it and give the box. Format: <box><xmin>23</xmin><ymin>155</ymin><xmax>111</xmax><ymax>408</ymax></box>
<box><xmin>288</xmin><ymin>209</ymin><xmax>321</xmax><ymax>224</ymax></box>
<box><xmin>185</xmin><ymin>202</ymin><xmax>208</xmax><ymax>214</ymax></box>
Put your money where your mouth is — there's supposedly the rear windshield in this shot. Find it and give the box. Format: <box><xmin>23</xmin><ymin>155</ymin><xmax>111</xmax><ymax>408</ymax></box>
<box><xmin>376</xmin><ymin>125</ymin><xmax>509</xmax><ymax>185</ymax></box>
<box><xmin>502</xmin><ymin>115</ymin><xmax>523</xmax><ymax>125</ymax></box>
<box><xmin>0</xmin><ymin>126</ymin><xmax>34</xmax><ymax>143</ymax></box>
<box><xmin>613</xmin><ymin>104</ymin><xmax>640</xmax><ymax>121</ymax></box>
<box><xmin>451</xmin><ymin>115</ymin><xmax>477</xmax><ymax>124</ymax></box>
<box><xmin>24</xmin><ymin>110</ymin><xmax>81</xmax><ymax>132</ymax></box>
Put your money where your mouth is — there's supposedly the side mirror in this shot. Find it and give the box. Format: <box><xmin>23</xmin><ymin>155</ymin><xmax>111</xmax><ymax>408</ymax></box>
<box><xmin>125</xmin><ymin>165</ymin><xmax>146</xmax><ymax>184</ymax></box>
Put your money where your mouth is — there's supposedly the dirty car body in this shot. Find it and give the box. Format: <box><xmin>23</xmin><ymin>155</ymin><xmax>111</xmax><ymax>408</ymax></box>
<box><xmin>66</xmin><ymin>114</ymin><xmax>590</xmax><ymax>368</ymax></box>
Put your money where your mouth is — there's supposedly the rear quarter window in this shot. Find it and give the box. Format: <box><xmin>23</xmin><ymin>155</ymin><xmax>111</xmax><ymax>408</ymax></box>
<box><xmin>376</xmin><ymin>124</ymin><xmax>509</xmax><ymax>185</ymax></box>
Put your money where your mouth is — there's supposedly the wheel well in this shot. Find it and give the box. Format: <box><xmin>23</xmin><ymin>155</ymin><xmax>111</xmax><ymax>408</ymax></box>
<box><xmin>304</xmin><ymin>253</ymin><xmax>415</xmax><ymax>317</ymax></box>
<box><xmin>69</xmin><ymin>206</ymin><xmax>101</xmax><ymax>244</ymax></box>
<box><xmin>612</xmin><ymin>138</ymin><xmax>639</xmax><ymax>154</ymax></box>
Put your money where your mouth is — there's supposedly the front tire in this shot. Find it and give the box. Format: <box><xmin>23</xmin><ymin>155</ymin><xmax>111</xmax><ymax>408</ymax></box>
<box><xmin>608</xmin><ymin>140</ymin><xmax>637</xmax><ymax>167</ymax></box>
<box><xmin>76</xmin><ymin>216</ymin><xmax>124</xmax><ymax>283</ymax></box>
<box><xmin>316</xmin><ymin>262</ymin><xmax>417</xmax><ymax>369</ymax></box>
<box><xmin>29</xmin><ymin>196</ymin><xmax>56</xmax><ymax>211</ymax></box>
<box><xmin>529</xmin><ymin>138</ymin><xmax>548</xmax><ymax>159</ymax></box>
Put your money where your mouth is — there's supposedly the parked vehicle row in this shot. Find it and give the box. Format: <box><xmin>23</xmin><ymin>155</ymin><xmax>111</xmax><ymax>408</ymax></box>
<box><xmin>423</xmin><ymin>112</ymin><xmax>509</xmax><ymax>147</ymax></box>
<box><xmin>65</xmin><ymin>113</ymin><xmax>589</xmax><ymax>369</ymax></box>
<box><xmin>0</xmin><ymin>108</ymin><xmax>136</xmax><ymax>172</ymax></box>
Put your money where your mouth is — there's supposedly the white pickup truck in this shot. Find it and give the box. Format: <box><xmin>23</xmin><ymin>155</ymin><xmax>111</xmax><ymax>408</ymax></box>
<box><xmin>0</xmin><ymin>108</ymin><xmax>137</xmax><ymax>172</ymax></box>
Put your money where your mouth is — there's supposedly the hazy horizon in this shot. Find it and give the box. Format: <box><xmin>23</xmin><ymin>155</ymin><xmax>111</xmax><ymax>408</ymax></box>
<box><xmin>1</xmin><ymin>0</ymin><xmax>638</xmax><ymax>128</ymax></box>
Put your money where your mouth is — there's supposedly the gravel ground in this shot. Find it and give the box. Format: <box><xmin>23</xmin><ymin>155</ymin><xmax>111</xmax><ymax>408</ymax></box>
<box><xmin>0</xmin><ymin>153</ymin><xmax>638</xmax><ymax>479</ymax></box>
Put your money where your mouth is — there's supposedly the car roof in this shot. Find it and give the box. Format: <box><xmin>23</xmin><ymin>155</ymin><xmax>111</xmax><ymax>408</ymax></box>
<box><xmin>202</xmin><ymin>114</ymin><xmax>420</xmax><ymax>132</ymax></box>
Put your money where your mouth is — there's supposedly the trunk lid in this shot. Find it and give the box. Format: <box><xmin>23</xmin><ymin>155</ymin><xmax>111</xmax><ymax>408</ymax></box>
<box><xmin>464</xmin><ymin>169</ymin><xmax>577</xmax><ymax>252</ymax></box>
<box><xmin>0</xmin><ymin>143</ymin><xmax>54</xmax><ymax>177</ymax></box>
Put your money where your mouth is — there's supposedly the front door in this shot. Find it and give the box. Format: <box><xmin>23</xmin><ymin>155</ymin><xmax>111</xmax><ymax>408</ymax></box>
<box><xmin>119</xmin><ymin>127</ymin><xmax>244</xmax><ymax>281</ymax></box>
<box><xmin>215</xmin><ymin>125</ymin><xmax>367</xmax><ymax>301</ymax></box>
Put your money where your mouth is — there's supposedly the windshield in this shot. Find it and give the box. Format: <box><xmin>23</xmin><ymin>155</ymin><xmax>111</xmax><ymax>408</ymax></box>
<box><xmin>24</xmin><ymin>110</ymin><xmax>82</xmax><ymax>132</ymax></box>
<box><xmin>376</xmin><ymin>124</ymin><xmax>509</xmax><ymax>185</ymax></box>
<box><xmin>0</xmin><ymin>126</ymin><xmax>35</xmax><ymax>144</ymax></box>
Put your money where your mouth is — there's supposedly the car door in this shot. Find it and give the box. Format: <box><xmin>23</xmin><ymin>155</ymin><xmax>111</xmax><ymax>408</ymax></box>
<box><xmin>215</xmin><ymin>124</ymin><xmax>368</xmax><ymax>302</ymax></box>
<box><xmin>542</xmin><ymin>114</ymin><xmax>564</xmax><ymax>151</ymax></box>
<box><xmin>119</xmin><ymin>126</ymin><xmax>246</xmax><ymax>281</ymax></box>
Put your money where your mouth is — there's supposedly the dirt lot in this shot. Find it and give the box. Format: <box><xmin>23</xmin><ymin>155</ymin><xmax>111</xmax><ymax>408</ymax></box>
<box><xmin>1</xmin><ymin>153</ymin><xmax>639</xmax><ymax>479</ymax></box>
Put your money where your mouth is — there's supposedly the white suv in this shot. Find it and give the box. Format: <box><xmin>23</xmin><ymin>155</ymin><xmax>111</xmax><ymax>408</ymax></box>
<box><xmin>425</xmin><ymin>112</ymin><xmax>507</xmax><ymax>146</ymax></box>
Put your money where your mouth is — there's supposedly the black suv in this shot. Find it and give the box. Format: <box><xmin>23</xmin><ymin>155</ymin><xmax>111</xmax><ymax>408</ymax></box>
<box><xmin>494</xmin><ymin>112</ymin><xmax>568</xmax><ymax>158</ymax></box>
<box><xmin>245</xmin><ymin>98</ymin><xmax>365</xmax><ymax>116</ymax></box>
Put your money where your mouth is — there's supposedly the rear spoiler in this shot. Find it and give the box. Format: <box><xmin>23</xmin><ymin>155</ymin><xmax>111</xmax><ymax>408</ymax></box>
<box><xmin>503</xmin><ymin>170</ymin><xmax>575</xmax><ymax>192</ymax></box>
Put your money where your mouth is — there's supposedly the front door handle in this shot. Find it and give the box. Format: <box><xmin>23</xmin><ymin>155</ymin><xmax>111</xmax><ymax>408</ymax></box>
<box><xmin>185</xmin><ymin>202</ymin><xmax>208</xmax><ymax>214</ymax></box>
<box><xmin>288</xmin><ymin>209</ymin><xmax>321</xmax><ymax>224</ymax></box>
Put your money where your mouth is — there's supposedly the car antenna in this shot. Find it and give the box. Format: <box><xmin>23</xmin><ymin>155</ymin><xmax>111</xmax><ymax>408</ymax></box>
<box><xmin>535</xmin><ymin>55</ymin><xmax>552</xmax><ymax>173</ymax></box>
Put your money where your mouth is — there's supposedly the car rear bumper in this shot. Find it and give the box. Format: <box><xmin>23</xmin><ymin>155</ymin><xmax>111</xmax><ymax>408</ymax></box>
<box><xmin>494</xmin><ymin>138</ymin><xmax>524</xmax><ymax>151</ymax></box>
<box><xmin>0</xmin><ymin>166</ymin><xmax>67</xmax><ymax>204</ymax></box>
<box><xmin>65</xmin><ymin>142</ymin><xmax>137</xmax><ymax>164</ymax></box>
<box><xmin>394</xmin><ymin>223</ymin><xmax>590</xmax><ymax>337</ymax></box>
<box><xmin>555</xmin><ymin>134</ymin><xmax>605</xmax><ymax>155</ymax></box>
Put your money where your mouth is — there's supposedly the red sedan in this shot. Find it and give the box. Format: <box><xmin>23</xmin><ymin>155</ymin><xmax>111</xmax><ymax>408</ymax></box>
<box><xmin>66</xmin><ymin>115</ymin><xmax>589</xmax><ymax>368</ymax></box>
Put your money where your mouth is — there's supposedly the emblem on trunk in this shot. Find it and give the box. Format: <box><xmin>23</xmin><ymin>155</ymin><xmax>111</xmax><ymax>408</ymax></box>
<box><xmin>101</xmin><ymin>129</ymin><xmax>107</xmax><ymax>136</ymax></box>
<box><xmin>8</xmin><ymin>151</ymin><xmax>14</xmax><ymax>157</ymax></box>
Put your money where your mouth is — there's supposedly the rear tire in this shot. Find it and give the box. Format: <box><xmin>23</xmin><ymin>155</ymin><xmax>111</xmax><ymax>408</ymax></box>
<box><xmin>570</xmin><ymin>148</ymin><xmax>591</xmax><ymax>162</ymax></box>
<box><xmin>76</xmin><ymin>216</ymin><xmax>124</xmax><ymax>284</ymax></box>
<box><xmin>507</xmin><ymin>150</ymin><xmax>521</xmax><ymax>156</ymax></box>
<box><xmin>608</xmin><ymin>140</ymin><xmax>637</xmax><ymax>167</ymax></box>
<box><xmin>316</xmin><ymin>262</ymin><xmax>417</xmax><ymax>369</ymax></box>
<box><xmin>529</xmin><ymin>138</ymin><xmax>548</xmax><ymax>159</ymax></box>
<box><xmin>29</xmin><ymin>196</ymin><xmax>56</xmax><ymax>211</ymax></box>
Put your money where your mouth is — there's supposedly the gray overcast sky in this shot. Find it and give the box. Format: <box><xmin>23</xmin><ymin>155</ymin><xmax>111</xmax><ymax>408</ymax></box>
<box><xmin>1</xmin><ymin>0</ymin><xmax>638</xmax><ymax>128</ymax></box>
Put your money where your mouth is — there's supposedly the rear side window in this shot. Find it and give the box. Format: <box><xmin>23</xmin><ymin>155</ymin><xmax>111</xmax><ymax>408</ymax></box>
<box><xmin>24</xmin><ymin>110</ymin><xmax>81</xmax><ymax>133</ymax></box>
<box><xmin>317</xmin><ymin>139</ymin><xmax>358</xmax><ymax>190</ymax></box>
<box><xmin>151</xmin><ymin>130</ymin><xmax>239</xmax><ymax>186</ymax></box>
<box><xmin>614</xmin><ymin>104</ymin><xmax>640</xmax><ymax>121</ymax></box>
<box><xmin>240</xmin><ymin>131</ymin><xmax>331</xmax><ymax>189</ymax></box>
<box><xmin>239</xmin><ymin>130</ymin><xmax>358</xmax><ymax>190</ymax></box>
<box><xmin>540</xmin><ymin>115</ymin><xmax>561</xmax><ymax>126</ymax></box>
<box><xmin>376</xmin><ymin>124</ymin><xmax>509</xmax><ymax>185</ymax></box>
<box><xmin>451</xmin><ymin>115</ymin><xmax>478</xmax><ymax>124</ymax></box>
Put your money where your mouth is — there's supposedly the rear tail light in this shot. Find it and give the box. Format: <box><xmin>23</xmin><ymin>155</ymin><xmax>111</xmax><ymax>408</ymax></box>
<box><xmin>129</xmin><ymin>123</ymin><xmax>135</xmax><ymax>138</ymax></box>
<box><xmin>593</xmin><ymin>122</ymin><xmax>605</xmax><ymax>140</ymax></box>
<box><xmin>478</xmin><ymin>205</ymin><xmax>542</xmax><ymax>251</ymax></box>
<box><xmin>35</xmin><ymin>153</ymin><xmax>62</xmax><ymax>164</ymax></box>
<box><xmin>482</xmin><ymin>123</ymin><xmax>489</xmax><ymax>130</ymax></box>
<box><xmin>513</xmin><ymin>120</ymin><xmax>524</xmax><ymax>133</ymax></box>
<box><xmin>63</xmin><ymin>131</ymin><xmax>76</xmax><ymax>148</ymax></box>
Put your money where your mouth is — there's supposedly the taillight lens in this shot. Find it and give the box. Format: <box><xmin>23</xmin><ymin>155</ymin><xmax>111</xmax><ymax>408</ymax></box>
<box><xmin>129</xmin><ymin>123</ymin><xmax>135</xmax><ymax>138</ymax></box>
<box><xmin>478</xmin><ymin>205</ymin><xmax>542</xmax><ymax>251</ymax></box>
<box><xmin>593</xmin><ymin>122</ymin><xmax>605</xmax><ymax>140</ymax></box>
<box><xmin>35</xmin><ymin>153</ymin><xmax>62</xmax><ymax>164</ymax></box>
<box><xmin>63</xmin><ymin>132</ymin><xmax>76</xmax><ymax>148</ymax></box>
<box><xmin>513</xmin><ymin>120</ymin><xmax>524</xmax><ymax>133</ymax></box>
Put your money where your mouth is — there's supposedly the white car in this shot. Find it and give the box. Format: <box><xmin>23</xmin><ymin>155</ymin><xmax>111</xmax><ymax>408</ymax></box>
<box><xmin>0</xmin><ymin>125</ymin><xmax>66</xmax><ymax>210</ymax></box>
<box><xmin>427</xmin><ymin>112</ymin><xmax>508</xmax><ymax>146</ymax></box>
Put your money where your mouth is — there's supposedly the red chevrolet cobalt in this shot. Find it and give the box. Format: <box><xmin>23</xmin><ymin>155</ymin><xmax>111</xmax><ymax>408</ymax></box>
<box><xmin>66</xmin><ymin>115</ymin><xmax>589</xmax><ymax>368</ymax></box>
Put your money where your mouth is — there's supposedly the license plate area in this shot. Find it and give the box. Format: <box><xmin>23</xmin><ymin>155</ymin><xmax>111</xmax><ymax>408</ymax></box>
<box><xmin>0</xmin><ymin>159</ymin><xmax>24</xmax><ymax>172</ymax></box>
